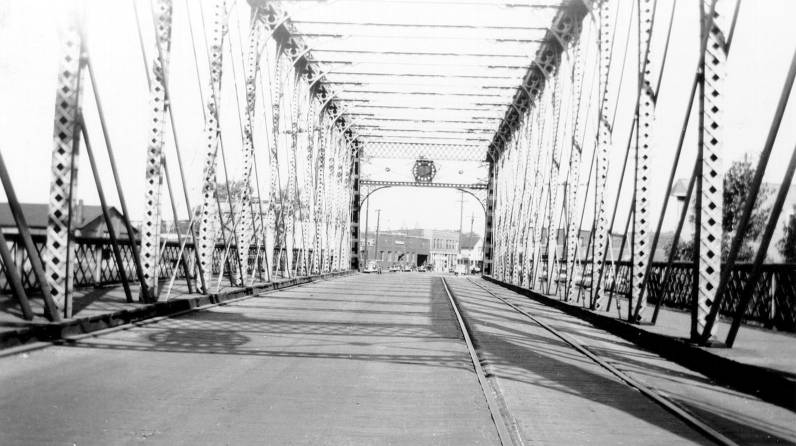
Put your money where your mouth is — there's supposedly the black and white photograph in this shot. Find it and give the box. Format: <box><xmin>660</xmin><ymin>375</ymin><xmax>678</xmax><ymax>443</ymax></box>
<box><xmin>0</xmin><ymin>0</ymin><xmax>795</xmax><ymax>443</ymax></box>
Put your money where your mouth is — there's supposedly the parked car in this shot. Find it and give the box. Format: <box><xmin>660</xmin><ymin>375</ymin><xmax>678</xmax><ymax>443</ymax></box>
<box><xmin>389</xmin><ymin>265</ymin><xmax>400</xmax><ymax>272</ymax></box>
<box><xmin>403</xmin><ymin>265</ymin><xmax>413</xmax><ymax>272</ymax></box>
<box><xmin>363</xmin><ymin>263</ymin><xmax>378</xmax><ymax>273</ymax></box>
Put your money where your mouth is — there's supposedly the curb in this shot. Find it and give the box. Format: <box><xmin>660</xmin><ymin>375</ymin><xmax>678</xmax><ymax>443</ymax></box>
<box><xmin>482</xmin><ymin>275</ymin><xmax>796</xmax><ymax>412</ymax></box>
<box><xmin>1</xmin><ymin>270</ymin><xmax>355</xmax><ymax>351</ymax></box>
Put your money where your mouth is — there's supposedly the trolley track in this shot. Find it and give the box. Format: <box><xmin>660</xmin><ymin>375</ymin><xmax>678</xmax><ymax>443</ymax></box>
<box><xmin>440</xmin><ymin>277</ymin><xmax>524</xmax><ymax>446</ymax></box>
<box><xmin>449</xmin><ymin>276</ymin><xmax>739</xmax><ymax>446</ymax></box>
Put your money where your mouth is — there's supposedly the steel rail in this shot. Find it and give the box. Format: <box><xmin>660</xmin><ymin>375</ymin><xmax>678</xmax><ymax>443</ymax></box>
<box><xmin>440</xmin><ymin>278</ymin><xmax>521</xmax><ymax>446</ymax></box>
<box><xmin>466</xmin><ymin>278</ymin><xmax>739</xmax><ymax>446</ymax></box>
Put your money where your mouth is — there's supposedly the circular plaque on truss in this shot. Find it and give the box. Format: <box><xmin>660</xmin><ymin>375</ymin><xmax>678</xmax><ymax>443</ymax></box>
<box><xmin>412</xmin><ymin>157</ymin><xmax>437</xmax><ymax>183</ymax></box>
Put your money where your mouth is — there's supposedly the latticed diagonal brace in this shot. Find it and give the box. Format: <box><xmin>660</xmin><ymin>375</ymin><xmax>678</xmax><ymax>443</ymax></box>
<box><xmin>233</xmin><ymin>9</ymin><xmax>267</xmax><ymax>284</ymax></box>
<box><xmin>631</xmin><ymin>0</ymin><xmax>657</xmax><ymax>319</ymax></box>
<box><xmin>140</xmin><ymin>0</ymin><xmax>173</xmax><ymax>300</ymax></box>
<box><xmin>197</xmin><ymin>0</ymin><xmax>228</xmax><ymax>290</ymax></box>
<box><xmin>694</xmin><ymin>0</ymin><xmax>729</xmax><ymax>340</ymax></box>
<box><xmin>46</xmin><ymin>7</ymin><xmax>84</xmax><ymax>317</ymax></box>
<box><xmin>592</xmin><ymin>0</ymin><xmax>615</xmax><ymax>310</ymax></box>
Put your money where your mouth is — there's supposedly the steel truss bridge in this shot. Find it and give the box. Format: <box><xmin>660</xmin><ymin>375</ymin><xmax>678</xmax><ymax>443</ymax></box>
<box><xmin>1</xmin><ymin>0</ymin><xmax>796</xmax><ymax>443</ymax></box>
<box><xmin>1</xmin><ymin>0</ymin><xmax>794</xmax><ymax>348</ymax></box>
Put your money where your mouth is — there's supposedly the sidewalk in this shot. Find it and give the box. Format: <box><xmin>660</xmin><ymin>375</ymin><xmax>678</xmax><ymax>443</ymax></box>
<box><xmin>0</xmin><ymin>272</ymin><xmax>354</xmax><ymax>349</ymax></box>
<box><xmin>484</xmin><ymin>275</ymin><xmax>796</xmax><ymax>412</ymax></box>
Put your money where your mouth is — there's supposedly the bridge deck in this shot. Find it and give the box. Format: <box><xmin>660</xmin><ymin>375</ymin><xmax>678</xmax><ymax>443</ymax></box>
<box><xmin>0</xmin><ymin>274</ymin><xmax>793</xmax><ymax>444</ymax></box>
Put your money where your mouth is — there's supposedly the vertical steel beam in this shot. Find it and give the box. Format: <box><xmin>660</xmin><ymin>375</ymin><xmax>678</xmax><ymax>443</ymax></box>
<box><xmin>197</xmin><ymin>0</ymin><xmax>227</xmax><ymax>289</ymax></box>
<box><xmin>140</xmin><ymin>0</ymin><xmax>172</xmax><ymax>300</ymax></box>
<box><xmin>546</xmin><ymin>68</ymin><xmax>565</xmax><ymax>292</ymax></box>
<box><xmin>350</xmin><ymin>144</ymin><xmax>361</xmax><ymax>270</ymax></box>
<box><xmin>313</xmin><ymin>113</ymin><xmax>327</xmax><ymax>274</ymax></box>
<box><xmin>284</xmin><ymin>77</ymin><xmax>300</xmax><ymax>275</ymax></box>
<box><xmin>234</xmin><ymin>9</ymin><xmax>266</xmax><ymax>284</ymax></box>
<box><xmin>693</xmin><ymin>0</ymin><xmax>728</xmax><ymax>339</ymax></box>
<box><xmin>592</xmin><ymin>0</ymin><xmax>614</xmax><ymax>310</ymax></box>
<box><xmin>483</xmin><ymin>159</ymin><xmax>496</xmax><ymax>276</ymax></box>
<box><xmin>565</xmin><ymin>26</ymin><xmax>588</xmax><ymax>302</ymax></box>
<box><xmin>297</xmin><ymin>95</ymin><xmax>313</xmax><ymax>276</ymax></box>
<box><xmin>631</xmin><ymin>0</ymin><xmax>656</xmax><ymax>319</ymax></box>
<box><xmin>45</xmin><ymin>7</ymin><xmax>84</xmax><ymax>317</ymax></box>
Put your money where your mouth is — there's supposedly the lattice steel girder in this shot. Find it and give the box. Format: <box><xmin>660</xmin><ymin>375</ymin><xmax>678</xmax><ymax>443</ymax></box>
<box><xmin>359</xmin><ymin>181</ymin><xmax>487</xmax><ymax>219</ymax></box>
<box><xmin>197</xmin><ymin>0</ymin><xmax>227</xmax><ymax>290</ymax></box>
<box><xmin>362</xmin><ymin>147</ymin><xmax>486</xmax><ymax>161</ymax></box>
<box><xmin>545</xmin><ymin>59</ymin><xmax>567</xmax><ymax>291</ymax></box>
<box><xmin>292</xmin><ymin>19</ymin><xmax>549</xmax><ymax>31</ymax></box>
<box><xmin>592</xmin><ymin>0</ymin><xmax>615</xmax><ymax>310</ymax></box>
<box><xmin>631</xmin><ymin>0</ymin><xmax>656</xmax><ymax>319</ymax></box>
<box><xmin>295</xmin><ymin>31</ymin><xmax>546</xmax><ymax>43</ymax></box>
<box><xmin>312</xmin><ymin>58</ymin><xmax>535</xmax><ymax>70</ymax></box>
<box><xmin>483</xmin><ymin>161</ymin><xmax>496</xmax><ymax>275</ymax></box>
<box><xmin>331</xmin><ymin>88</ymin><xmax>511</xmax><ymax>97</ymax></box>
<box><xmin>328</xmin><ymin>79</ymin><xmax>527</xmax><ymax>89</ymax></box>
<box><xmin>529</xmin><ymin>89</ymin><xmax>554</xmax><ymax>289</ymax></box>
<box><xmin>252</xmin><ymin>0</ymin><xmax>360</xmax><ymax>142</ymax></box>
<box><xmin>360</xmin><ymin>135</ymin><xmax>491</xmax><ymax>143</ymax></box>
<box><xmin>694</xmin><ymin>0</ymin><xmax>730</xmax><ymax>340</ymax></box>
<box><xmin>565</xmin><ymin>20</ymin><xmax>586</xmax><ymax>302</ymax></box>
<box><xmin>348</xmin><ymin>116</ymin><xmax>502</xmax><ymax>124</ymax></box>
<box><xmin>233</xmin><ymin>5</ymin><xmax>268</xmax><ymax>285</ymax></box>
<box><xmin>140</xmin><ymin>0</ymin><xmax>173</xmax><ymax>300</ymax></box>
<box><xmin>360</xmin><ymin>180</ymin><xmax>487</xmax><ymax>189</ymax></box>
<box><xmin>356</xmin><ymin>127</ymin><xmax>495</xmax><ymax>135</ymax></box>
<box><xmin>320</xmin><ymin>71</ymin><xmax>525</xmax><ymax>80</ymax></box>
<box><xmin>488</xmin><ymin>0</ymin><xmax>592</xmax><ymax>159</ymax></box>
<box><xmin>311</xmin><ymin>48</ymin><xmax>534</xmax><ymax>58</ymax></box>
<box><xmin>45</xmin><ymin>4</ymin><xmax>84</xmax><ymax>317</ymax></box>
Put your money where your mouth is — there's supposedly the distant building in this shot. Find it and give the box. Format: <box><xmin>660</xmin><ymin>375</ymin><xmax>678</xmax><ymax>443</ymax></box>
<box><xmin>362</xmin><ymin>228</ymin><xmax>484</xmax><ymax>272</ymax></box>
<box><xmin>0</xmin><ymin>201</ymin><xmax>137</xmax><ymax>238</ymax></box>
<box><xmin>360</xmin><ymin>231</ymin><xmax>429</xmax><ymax>267</ymax></box>
<box><xmin>458</xmin><ymin>232</ymin><xmax>483</xmax><ymax>272</ymax></box>
<box><xmin>398</xmin><ymin>229</ymin><xmax>461</xmax><ymax>272</ymax></box>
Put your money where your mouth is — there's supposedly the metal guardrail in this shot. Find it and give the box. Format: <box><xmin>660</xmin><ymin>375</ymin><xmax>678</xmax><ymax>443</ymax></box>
<box><xmin>548</xmin><ymin>260</ymin><xmax>796</xmax><ymax>332</ymax></box>
<box><xmin>0</xmin><ymin>233</ymin><xmax>331</xmax><ymax>296</ymax></box>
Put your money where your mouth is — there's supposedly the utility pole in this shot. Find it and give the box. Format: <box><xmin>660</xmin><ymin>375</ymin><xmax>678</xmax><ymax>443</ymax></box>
<box><xmin>374</xmin><ymin>209</ymin><xmax>382</xmax><ymax>265</ymax></box>
<box><xmin>458</xmin><ymin>191</ymin><xmax>464</xmax><ymax>272</ymax></box>
<box><xmin>363</xmin><ymin>198</ymin><xmax>370</xmax><ymax>268</ymax></box>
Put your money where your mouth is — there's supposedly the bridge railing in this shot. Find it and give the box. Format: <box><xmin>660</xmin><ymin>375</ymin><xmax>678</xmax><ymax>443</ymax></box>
<box><xmin>0</xmin><ymin>233</ymin><xmax>337</xmax><ymax>296</ymax></box>
<box><xmin>549</xmin><ymin>260</ymin><xmax>796</xmax><ymax>332</ymax></box>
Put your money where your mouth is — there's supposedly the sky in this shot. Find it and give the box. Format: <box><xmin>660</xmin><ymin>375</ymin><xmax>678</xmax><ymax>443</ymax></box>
<box><xmin>1</xmin><ymin>0</ymin><xmax>796</xmax><ymax>242</ymax></box>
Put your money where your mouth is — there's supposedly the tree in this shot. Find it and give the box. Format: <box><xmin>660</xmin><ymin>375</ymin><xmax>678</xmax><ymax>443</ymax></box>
<box><xmin>669</xmin><ymin>156</ymin><xmax>773</xmax><ymax>262</ymax></box>
<box><xmin>778</xmin><ymin>205</ymin><xmax>796</xmax><ymax>263</ymax></box>
<box><xmin>215</xmin><ymin>180</ymin><xmax>250</xmax><ymax>202</ymax></box>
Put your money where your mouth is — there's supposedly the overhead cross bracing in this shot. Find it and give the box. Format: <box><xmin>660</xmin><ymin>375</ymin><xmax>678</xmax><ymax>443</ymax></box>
<box><xmin>276</xmin><ymin>0</ymin><xmax>573</xmax><ymax>161</ymax></box>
